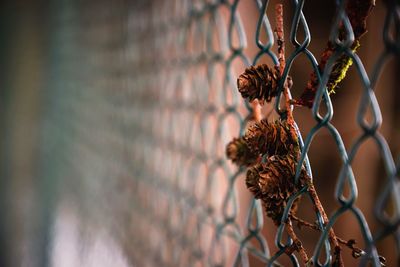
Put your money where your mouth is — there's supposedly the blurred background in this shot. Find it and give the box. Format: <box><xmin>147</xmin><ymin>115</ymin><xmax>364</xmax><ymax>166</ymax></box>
<box><xmin>0</xmin><ymin>0</ymin><xmax>399</xmax><ymax>266</ymax></box>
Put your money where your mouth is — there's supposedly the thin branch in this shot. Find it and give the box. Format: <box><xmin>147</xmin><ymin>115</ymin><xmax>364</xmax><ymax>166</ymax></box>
<box><xmin>291</xmin><ymin>215</ymin><xmax>386</xmax><ymax>266</ymax></box>
<box><xmin>275</xmin><ymin>4</ymin><xmax>285</xmax><ymax>75</ymax></box>
<box><xmin>251</xmin><ymin>100</ymin><xmax>262</xmax><ymax>122</ymax></box>
<box><xmin>307</xmin><ymin>182</ymin><xmax>344</xmax><ymax>266</ymax></box>
<box><xmin>296</xmin><ymin>0</ymin><xmax>375</xmax><ymax>107</ymax></box>
<box><xmin>275</xmin><ymin>6</ymin><xmax>314</xmax><ymax>266</ymax></box>
<box><xmin>285</xmin><ymin>218</ymin><xmax>310</xmax><ymax>264</ymax></box>
<box><xmin>274</xmin><ymin>3</ymin><xmax>297</xmax><ymax>141</ymax></box>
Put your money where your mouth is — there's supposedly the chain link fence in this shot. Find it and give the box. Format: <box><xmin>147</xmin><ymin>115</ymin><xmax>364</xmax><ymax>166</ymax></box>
<box><xmin>1</xmin><ymin>0</ymin><xmax>400</xmax><ymax>266</ymax></box>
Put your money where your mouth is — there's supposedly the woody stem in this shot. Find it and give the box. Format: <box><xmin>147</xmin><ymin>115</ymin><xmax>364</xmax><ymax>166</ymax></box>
<box><xmin>275</xmin><ymin>4</ymin><xmax>296</xmax><ymax>140</ymax></box>
<box><xmin>275</xmin><ymin>3</ymin><xmax>343</xmax><ymax>265</ymax></box>
<box><xmin>285</xmin><ymin>218</ymin><xmax>310</xmax><ymax>264</ymax></box>
<box><xmin>291</xmin><ymin>214</ymin><xmax>367</xmax><ymax>259</ymax></box>
<box><xmin>251</xmin><ymin>100</ymin><xmax>262</xmax><ymax>122</ymax></box>
<box><xmin>307</xmin><ymin>183</ymin><xmax>343</xmax><ymax>266</ymax></box>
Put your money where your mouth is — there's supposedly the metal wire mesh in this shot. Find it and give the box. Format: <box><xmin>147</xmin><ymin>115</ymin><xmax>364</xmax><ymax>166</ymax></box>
<box><xmin>32</xmin><ymin>0</ymin><xmax>400</xmax><ymax>266</ymax></box>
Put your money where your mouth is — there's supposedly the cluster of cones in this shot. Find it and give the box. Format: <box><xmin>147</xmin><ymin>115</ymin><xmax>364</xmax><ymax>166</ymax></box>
<box><xmin>226</xmin><ymin>119</ymin><xmax>307</xmax><ymax>226</ymax></box>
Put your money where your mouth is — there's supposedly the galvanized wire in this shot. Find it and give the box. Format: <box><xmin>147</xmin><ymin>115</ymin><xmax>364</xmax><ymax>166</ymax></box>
<box><xmin>37</xmin><ymin>0</ymin><xmax>400</xmax><ymax>266</ymax></box>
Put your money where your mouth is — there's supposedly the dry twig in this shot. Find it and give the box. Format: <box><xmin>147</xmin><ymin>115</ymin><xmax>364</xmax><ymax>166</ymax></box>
<box><xmin>295</xmin><ymin>0</ymin><xmax>375</xmax><ymax>107</ymax></box>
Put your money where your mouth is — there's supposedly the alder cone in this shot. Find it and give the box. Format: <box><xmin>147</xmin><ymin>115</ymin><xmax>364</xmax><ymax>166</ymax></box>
<box><xmin>246</xmin><ymin>155</ymin><xmax>308</xmax><ymax>225</ymax></box>
<box><xmin>237</xmin><ymin>64</ymin><xmax>280</xmax><ymax>103</ymax></box>
<box><xmin>226</xmin><ymin>137</ymin><xmax>259</xmax><ymax>167</ymax></box>
<box><xmin>246</xmin><ymin>164</ymin><xmax>265</xmax><ymax>199</ymax></box>
<box><xmin>245</xmin><ymin>119</ymin><xmax>298</xmax><ymax>157</ymax></box>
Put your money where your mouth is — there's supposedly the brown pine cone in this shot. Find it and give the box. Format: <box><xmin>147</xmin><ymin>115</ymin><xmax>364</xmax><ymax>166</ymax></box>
<box><xmin>237</xmin><ymin>64</ymin><xmax>280</xmax><ymax>103</ymax></box>
<box><xmin>226</xmin><ymin>137</ymin><xmax>259</xmax><ymax>167</ymax></box>
<box><xmin>244</xmin><ymin>119</ymin><xmax>299</xmax><ymax>157</ymax></box>
<box><xmin>246</xmin><ymin>155</ymin><xmax>308</xmax><ymax>225</ymax></box>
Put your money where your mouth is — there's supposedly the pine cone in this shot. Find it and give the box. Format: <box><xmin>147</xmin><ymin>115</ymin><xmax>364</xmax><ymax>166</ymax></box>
<box><xmin>246</xmin><ymin>155</ymin><xmax>308</xmax><ymax>225</ymax></box>
<box><xmin>245</xmin><ymin>163</ymin><xmax>265</xmax><ymax>199</ymax></box>
<box><xmin>237</xmin><ymin>64</ymin><xmax>280</xmax><ymax>103</ymax></box>
<box><xmin>226</xmin><ymin>137</ymin><xmax>259</xmax><ymax>167</ymax></box>
<box><xmin>244</xmin><ymin>119</ymin><xmax>298</xmax><ymax>157</ymax></box>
